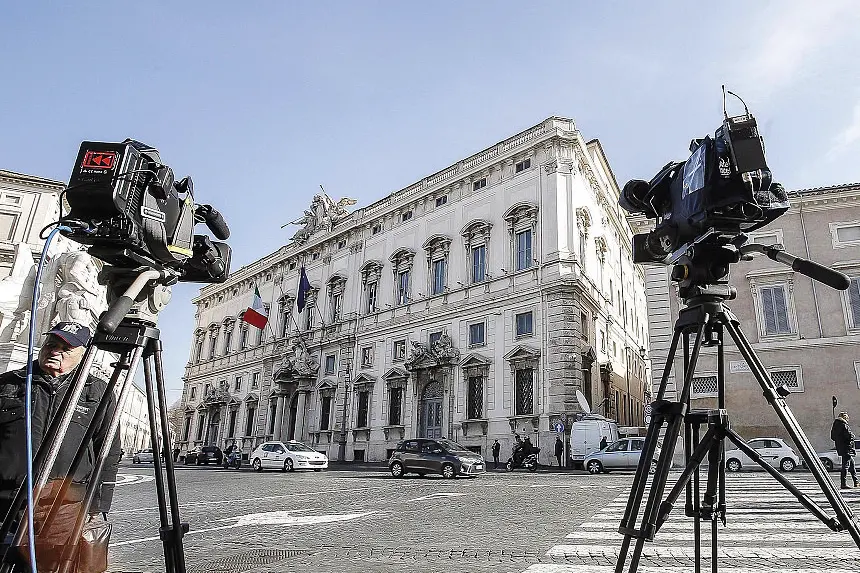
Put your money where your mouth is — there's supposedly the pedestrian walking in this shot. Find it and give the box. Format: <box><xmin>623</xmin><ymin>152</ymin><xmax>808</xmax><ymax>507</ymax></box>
<box><xmin>555</xmin><ymin>436</ymin><xmax>563</xmax><ymax>467</ymax></box>
<box><xmin>491</xmin><ymin>439</ymin><xmax>501</xmax><ymax>469</ymax></box>
<box><xmin>831</xmin><ymin>411</ymin><xmax>859</xmax><ymax>490</ymax></box>
<box><xmin>173</xmin><ymin>446</ymin><xmax>181</xmax><ymax>462</ymax></box>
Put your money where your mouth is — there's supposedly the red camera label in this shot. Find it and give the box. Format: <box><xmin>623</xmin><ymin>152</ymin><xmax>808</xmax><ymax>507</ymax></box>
<box><xmin>81</xmin><ymin>150</ymin><xmax>117</xmax><ymax>170</ymax></box>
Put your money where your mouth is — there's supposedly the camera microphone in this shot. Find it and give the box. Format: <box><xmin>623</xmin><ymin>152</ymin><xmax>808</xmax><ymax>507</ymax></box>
<box><xmin>195</xmin><ymin>204</ymin><xmax>230</xmax><ymax>240</ymax></box>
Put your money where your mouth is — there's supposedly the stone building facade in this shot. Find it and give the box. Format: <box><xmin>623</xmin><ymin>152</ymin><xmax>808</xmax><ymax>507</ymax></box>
<box><xmin>634</xmin><ymin>182</ymin><xmax>860</xmax><ymax>453</ymax></box>
<box><xmin>179</xmin><ymin>117</ymin><xmax>649</xmax><ymax>464</ymax></box>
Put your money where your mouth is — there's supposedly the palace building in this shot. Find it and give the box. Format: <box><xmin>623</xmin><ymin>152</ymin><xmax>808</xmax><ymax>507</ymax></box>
<box><xmin>178</xmin><ymin>117</ymin><xmax>649</xmax><ymax>463</ymax></box>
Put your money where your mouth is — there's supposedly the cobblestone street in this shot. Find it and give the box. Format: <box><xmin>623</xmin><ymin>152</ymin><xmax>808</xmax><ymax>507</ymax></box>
<box><xmin>106</xmin><ymin>463</ymin><xmax>860</xmax><ymax>573</ymax></box>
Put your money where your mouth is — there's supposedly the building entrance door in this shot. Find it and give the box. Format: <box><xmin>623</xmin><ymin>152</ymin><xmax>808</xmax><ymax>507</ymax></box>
<box><xmin>420</xmin><ymin>380</ymin><xmax>444</xmax><ymax>438</ymax></box>
<box><xmin>287</xmin><ymin>393</ymin><xmax>298</xmax><ymax>440</ymax></box>
<box><xmin>208</xmin><ymin>413</ymin><xmax>221</xmax><ymax>445</ymax></box>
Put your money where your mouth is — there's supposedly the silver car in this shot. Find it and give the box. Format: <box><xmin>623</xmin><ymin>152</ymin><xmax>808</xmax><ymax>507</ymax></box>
<box><xmin>584</xmin><ymin>437</ymin><xmax>660</xmax><ymax>474</ymax></box>
<box><xmin>724</xmin><ymin>437</ymin><xmax>801</xmax><ymax>472</ymax></box>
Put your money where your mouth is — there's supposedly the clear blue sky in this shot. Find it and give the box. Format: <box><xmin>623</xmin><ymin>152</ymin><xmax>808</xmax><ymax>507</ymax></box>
<box><xmin>2</xmin><ymin>1</ymin><xmax>859</xmax><ymax>404</ymax></box>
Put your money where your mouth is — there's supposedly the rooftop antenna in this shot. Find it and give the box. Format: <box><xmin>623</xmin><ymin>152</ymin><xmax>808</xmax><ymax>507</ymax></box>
<box><xmin>722</xmin><ymin>85</ymin><xmax>750</xmax><ymax>119</ymax></box>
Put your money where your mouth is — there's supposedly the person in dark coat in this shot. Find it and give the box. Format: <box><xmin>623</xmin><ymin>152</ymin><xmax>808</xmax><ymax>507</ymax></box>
<box><xmin>0</xmin><ymin>322</ymin><xmax>121</xmax><ymax>571</ymax></box>
<box><xmin>555</xmin><ymin>436</ymin><xmax>564</xmax><ymax>467</ymax></box>
<box><xmin>600</xmin><ymin>436</ymin><xmax>608</xmax><ymax>450</ymax></box>
<box><xmin>831</xmin><ymin>412</ymin><xmax>858</xmax><ymax>490</ymax></box>
<box><xmin>491</xmin><ymin>439</ymin><xmax>501</xmax><ymax>469</ymax></box>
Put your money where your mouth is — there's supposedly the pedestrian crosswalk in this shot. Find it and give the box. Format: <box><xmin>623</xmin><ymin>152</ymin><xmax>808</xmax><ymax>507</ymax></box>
<box><xmin>524</xmin><ymin>474</ymin><xmax>860</xmax><ymax>573</ymax></box>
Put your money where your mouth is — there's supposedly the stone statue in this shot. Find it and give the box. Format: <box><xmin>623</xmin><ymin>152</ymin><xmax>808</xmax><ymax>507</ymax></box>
<box><xmin>288</xmin><ymin>192</ymin><xmax>358</xmax><ymax>245</ymax></box>
<box><xmin>432</xmin><ymin>332</ymin><xmax>460</xmax><ymax>362</ymax></box>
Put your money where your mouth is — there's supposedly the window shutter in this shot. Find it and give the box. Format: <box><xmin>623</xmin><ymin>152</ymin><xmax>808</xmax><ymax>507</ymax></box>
<box><xmin>773</xmin><ymin>286</ymin><xmax>790</xmax><ymax>333</ymax></box>
<box><xmin>849</xmin><ymin>278</ymin><xmax>860</xmax><ymax>328</ymax></box>
<box><xmin>761</xmin><ymin>287</ymin><xmax>777</xmax><ymax>334</ymax></box>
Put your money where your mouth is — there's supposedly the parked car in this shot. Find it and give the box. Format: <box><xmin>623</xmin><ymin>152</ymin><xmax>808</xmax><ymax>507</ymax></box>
<box><xmin>724</xmin><ymin>437</ymin><xmax>801</xmax><ymax>472</ymax></box>
<box><xmin>570</xmin><ymin>415</ymin><xmax>620</xmax><ymax>465</ymax></box>
<box><xmin>249</xmin><ymin>441</ymin><xmax>329</xmax><ymax>472</ymax></box>
<box><xmin>184</xmin><ymin>445</ymin><xmax>223</xmax><ymax>466</ymax></box>
<box><xmin>132</xmin><ymin>448</ymin><xmax>154</xmax><ymax>464</ymax></box>
<box><xmin>388</xmin><ymin>438</ymin><xmax>486</xmax><ymax>479</ymax></box>
<box><xmin>584</xmin><ymin>437</ymin><xmax>662</xmax><ymax>474</ymax></box>
<box><xmin>817</xmin><ymin>439</ymin><xmax>860</xmax><ymax>471</ymax></box>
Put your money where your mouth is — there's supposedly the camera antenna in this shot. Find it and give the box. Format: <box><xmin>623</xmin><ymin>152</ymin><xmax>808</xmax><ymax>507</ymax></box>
<box><xmin>722</xmin><ymin>85</ymin><xmax>750</xmax><ymax>118</ymax></box>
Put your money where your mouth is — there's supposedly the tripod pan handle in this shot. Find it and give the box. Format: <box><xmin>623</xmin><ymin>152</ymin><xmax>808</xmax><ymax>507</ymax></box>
<box><xmin>99</xmin><ymin>296</ymin><xmax>134</xmax><ymax>334</ymax></box>
<box><xmin>792</xmin><ymin>258</ymin><xmax>850</xmax><ymax>290</ymax></box>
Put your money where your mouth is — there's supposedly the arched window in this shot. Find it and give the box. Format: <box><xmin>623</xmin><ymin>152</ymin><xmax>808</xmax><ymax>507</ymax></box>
<box><xmin>462</xmin><ymin>220</ymin><xmax>492</xmax><ymax>284</ymax></box>
<box><xmin>504</xmin><ymin>203</ymin><xmax>539</xmax><ymax>272</ymax></box>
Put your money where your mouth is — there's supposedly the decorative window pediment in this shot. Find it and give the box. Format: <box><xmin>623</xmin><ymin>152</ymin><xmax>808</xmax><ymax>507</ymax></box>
<box><xmin>389</xmin><ymin>247</ymin><xmax>416</xmax><ymax>271</ymax></box>
<box><xmin>243</xmin><ymin>393</ymin><xmax>259</xmax><ymax>403</ymax></box>
<box><xmin>353</xmin><ymin>372</ymin><xmax>377</xmax><ymax>391</ymax></box>
<box><xmin>503</xmin><ymin>202</ymin><xmax>539</xmax><ymax>231</ymax></box>
<box><xmin>504</xmin><ymin>344</ymin><xmax>541</xmax><ymax>366</ymax></box>
<box><xmin>317</xmin><ymin>379</ymin><xmax>337</xmax><ymax>397</ymax></box>
<box><xmin>594</xmin><ymin>236</ymin><xmax>608</xmax><ymax>261</ymax></box>
<box><xmin>576</xmin><ymin>207</ymin><xmax>592</xmax><ymax>236</ymax></box>
<box><xmin>461</xmin><ymin>220</ymin><xmax>493</xmax><ymax>243</ymax></box>
<box><xmin>327</xmin><ymin>274</ymin><xmax>347</xmax><ymax>294</ymax></box>
<box><xmin>422</xmin><ymin>234</ymin><xmax>453</xmax><ymax>259</ymax></box>
<box><xmin>383</xmin><ymin>367</ymin><xmax>409</xmax><ymax>388</ymax></box>
<box><xmin>360</xmin><ymin>260</ymin><xmax>384</xmax><ymax>284</ymax></box>
<box><xmin>460</xmin><ymin>352</ymin><xmax>492</xmax><ymax>369</ymax></box>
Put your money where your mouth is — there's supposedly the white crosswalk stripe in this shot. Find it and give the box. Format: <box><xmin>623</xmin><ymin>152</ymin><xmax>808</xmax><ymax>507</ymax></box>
<box><xmin>524</xmin><ymin>474</ymin><xmax>860</xmax><ymax>573</ymax></box>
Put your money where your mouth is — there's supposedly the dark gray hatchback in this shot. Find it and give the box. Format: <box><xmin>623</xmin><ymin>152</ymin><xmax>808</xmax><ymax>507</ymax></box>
<box><xmin>389</xmin><ymin>438</ymin><xmax>486</xmax><ymax>478</ymax></box>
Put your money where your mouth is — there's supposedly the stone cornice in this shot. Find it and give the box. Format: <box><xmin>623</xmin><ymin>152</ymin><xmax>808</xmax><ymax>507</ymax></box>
<box><xmin>0</xmin><ymin>170</ymin><xmax>65</xmax><ymax>191</ymax></box>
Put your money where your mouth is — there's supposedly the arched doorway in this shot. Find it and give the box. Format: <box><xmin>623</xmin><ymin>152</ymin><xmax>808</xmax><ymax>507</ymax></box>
<box><xmin>287</xmin><ymin>393</ymin><xmax>299</xmax><ymax>441</ymax></box>
<box><xmin>207</xmin><ymin>411</ymin><xmax>221</xmax><ymax>445</ymax></box>
<box><xmin>420</xmin><ymin>380</ymin><xmax>443</xmax><ymax>438</ymax></box>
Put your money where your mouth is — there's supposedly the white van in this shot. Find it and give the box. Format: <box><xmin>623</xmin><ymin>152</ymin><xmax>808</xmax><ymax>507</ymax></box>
<box><xmin>570</xmin><ymin>415</ymin><xmax>619</xmax><ymax>465</ymax></box>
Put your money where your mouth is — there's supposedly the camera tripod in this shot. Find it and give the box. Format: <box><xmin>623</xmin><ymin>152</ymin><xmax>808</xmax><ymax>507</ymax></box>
<box><xmin>614</xmin><ymin>281</ymin><xmax>860</xmax><ymax>573</ymax></box>
<box><xmin>0</xmin><ymin>268</ymin><xmax>188</xmax><ymax>573</ymax></box>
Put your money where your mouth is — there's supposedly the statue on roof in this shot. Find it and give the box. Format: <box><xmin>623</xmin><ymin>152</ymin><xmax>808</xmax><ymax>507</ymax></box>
<box><xmin>288</xmin><ymin>190</ymin><xmax>357</xmax><ymax>245</ymax></box>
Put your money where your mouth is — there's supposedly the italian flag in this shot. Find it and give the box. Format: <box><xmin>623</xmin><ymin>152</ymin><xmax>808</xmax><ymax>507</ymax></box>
<box><xmin>242</xmin><ymin>286</ymin><xmax>268</xmax><ymax>329</ymax></box>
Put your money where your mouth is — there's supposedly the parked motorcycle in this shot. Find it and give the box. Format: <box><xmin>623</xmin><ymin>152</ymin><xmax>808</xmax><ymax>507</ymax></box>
<box><xmin>506</xmin><ymin>448</ymin><xmax>540</xmax><ymax>472</ymax></box>
<box><xmin>222</xmin><ymin>452</ymin><xmax>242</xmax><ymax>469</ymax></box>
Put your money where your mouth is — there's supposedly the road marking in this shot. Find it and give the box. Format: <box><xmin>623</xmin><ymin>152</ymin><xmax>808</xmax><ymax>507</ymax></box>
<box><xmin>524</xmin><ymin>566</ymin><xmax>857</xmax><ymax>573</ymax></box>
<box><xmin>407</xmin><ymin>492</ymin><xmax>467</xmax><ymax>502</ymax></box>
<box><xmin>111</xmin><ymin>510</ymin><xmax>379</xmax><ymax>547</ymax></box>
<box><xmin>107</xmin><ymin>474</ymin><xmax>155</xmax><ymax>486</ymax></box>
<box><xmin>579</xmin><ymin>520</ymin><xmax>830</xmax><ymax>530</ymax></box>
<box><xmin>566</xmin><ymin>530</ymin><xmax>851</xmax><ymax>543</ymax></box>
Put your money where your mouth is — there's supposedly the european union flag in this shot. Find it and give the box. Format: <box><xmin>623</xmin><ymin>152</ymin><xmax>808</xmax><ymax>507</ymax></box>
<box><xmin>297</xmin><ymin>266</ymin><xmax>312</xmax><ymax>312</ymax></box>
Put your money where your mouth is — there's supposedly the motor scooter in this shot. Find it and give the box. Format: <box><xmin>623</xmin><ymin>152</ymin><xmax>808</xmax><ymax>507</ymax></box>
<box><xmin>222</xmin><ymin>451</ymin><xmax>242</xmax><ymax>469</ymax></box>
<box><xmin>506</xmin><ymin>448</ymin><xmax>540</xmax><ymax>472</ymax></box>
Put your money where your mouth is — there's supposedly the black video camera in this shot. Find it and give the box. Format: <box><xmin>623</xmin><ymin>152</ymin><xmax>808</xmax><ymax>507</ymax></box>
<box><xmin>619</xmin><ymin>92</ymin><xmax>789</xmax><ymax>264</ymax></box>
<box><xmin>60</xmin><ymin>139</ymin><xmax>231</xmax><ymax>283</ymax></box>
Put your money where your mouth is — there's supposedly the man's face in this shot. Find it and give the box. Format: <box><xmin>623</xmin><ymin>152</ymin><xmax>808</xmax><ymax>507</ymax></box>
<box><xmin>39</xmin><ymin>335</ymin><xmax>85</xmax><ymax>376</ymax></box>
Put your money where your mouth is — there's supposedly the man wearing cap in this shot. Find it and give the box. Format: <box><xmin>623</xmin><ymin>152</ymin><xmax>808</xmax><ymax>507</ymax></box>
<box><xmin>0</xmin><ymin>321</ymin><xmax>121</xmax><ymax>569</ymax></box>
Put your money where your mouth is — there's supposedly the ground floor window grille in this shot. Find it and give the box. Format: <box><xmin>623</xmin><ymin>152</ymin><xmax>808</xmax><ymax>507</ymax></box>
<box><xmin>467</xmin><ymin>376</ymin><xmax>483</xmax><ymax>419</ymax></box>
<box><xmin>244</xmin><ymin>406</ymin><xmax>256</xmax><ymax>436</ymax></box>
<box><xmin>357</xmin><ymin>391</ymin><xmax>370</xmax><ymax>427</ymax></box>
<box><xmin>691</xmin><ymin>375</ymin><xmax>718</xmax><ymax>397</ymax></box>
<box><xmin>515</xmin><ymin>368</ymin><xmax>533</xmax><ymax>415</ymax></box>
<box><xmin>770</xmin><ymin>368</ymin><xmax>802</xmax><ymax>392</ymax></box>
<box><xmin>320</xmin><ymin>396</ymin><xmax>332</xmax><ymax>430</ymax></box>
<box><xmin>388</xmin><ymin>387</ymin><xmax>403</xmax><ymax>425</ymax></box>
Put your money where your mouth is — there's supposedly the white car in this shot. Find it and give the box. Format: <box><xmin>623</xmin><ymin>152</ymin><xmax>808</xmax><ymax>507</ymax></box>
<box><xmin>817</xmin><ymin>439</ymin><xmax>860</xmax><ymax>471</ymax></box>
<box><xmin>132</xmin><ymin>449</ymin><xmax>154</xmax><ymax>463</ymax></box>
<box><xmin>250</xmin><ymin>440</ymin><xmax>329</xmax><ymax>472</ymax></box>
<box><xmin>725</xmin><ymin>438</ymin><xmax>801</xmax><ymax>472</ymax></box>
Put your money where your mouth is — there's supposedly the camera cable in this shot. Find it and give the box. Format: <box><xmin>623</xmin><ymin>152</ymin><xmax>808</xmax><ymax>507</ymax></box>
<box><xmin>23</xmin><ymin>224</ymin><xmax>71</xmax><ymax>573</ymax></box>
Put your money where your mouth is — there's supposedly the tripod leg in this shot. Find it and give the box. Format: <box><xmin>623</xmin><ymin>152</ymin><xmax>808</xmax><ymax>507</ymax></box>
<box><xmin>722</xmin><ymin>316</ymin><xmax>860</xmax><ymax>547</ymax></box>
<box><xmin>150</xmin><ymin>339</ymin><xmax>188</xmax><ymax>573</ymax></box>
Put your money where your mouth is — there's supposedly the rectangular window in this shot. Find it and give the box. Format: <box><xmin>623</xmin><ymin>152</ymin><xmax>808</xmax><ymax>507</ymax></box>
<box><xmin>435</xmin><ymin>195</ymin><xmax>448</xmax><ymax>207</ymax></box>
<box><xmin>515</xmin><ymin>369</ymin><xmax>534</xmax><ymax>415</ymax></box>
<box><xmin>361</xmin><ymin>346</ymin><xmax>373</xmax><ymax>367</ymax></box>
<box><xmin>397</xmin><ymin>271</ymin><xmax>410</xmax><ymax>305</ymax></box>
<box><xmin>189</xmin><ymin>386</ymin><xmax>197</xmax><ymax>401</ymax></box>
<box><xmin>251</xmin><ymin>372</ymin><xmax>260</xmax><ymax>389</ymax></box>
<box><xmin>848</xmin><ymin>277</ymin><xmax>860</xmax><ymax>329</ymax></box>
<box><xmin>312</xmin><ymin>252</ymin><xmax>320</xmax><ymax>260</ymax></box>
<box><xmin>472</xmin><ymin>245</ymin><xmax>486</xmax><ymax>283</ymax></box>
<box><xmin>234</xmin><ymin>376</ymin><xmax>242</xmax><ymax>391</ymax></box>
<box><xmin>516</xmin><ymin>230</ymin><xmax>533</xmax><ymax>271</ymax></box>
<box><xmin>366</xmin><ymin>282</ymin><xmax>378</xmax><ymax>314</ymax></box>
<box><xmin>473</xmin><ymin>177</ymin><xmax>487</xmax><ymax>191</ymax></box>
<box><xmin>305</xmin><ymin>304</ymin><xmax>316</xmax><ymax>330</ymax></box>
<box><xmin>393</xmin><ymin>340</ymin><xmax>406</xmax><ymax>360</ymax></box>
<box><xmin>0</xmin><ymin>213</ymin><xmax>18</xmax><ymax>240</ymax></box>
<box><xmin>691</xmin><ymin>375</ymin><xmax>718</xmax><ymax>398</ymax></box>
<box><xmin>372</xmin><ymin>223</ymin><xmax>383</xmax><ymax>235</ymax></box>
<box><xmin>432</xmin><ymin>259</ymin><xmax>447</xmax><ymax>295</ymax></box>
<box><xmin>183</xmin><ymin>416</ymin><xmax>192</xmax><ymax>441</ymax></box>
<box><xmin>468</xmin><ymin>322</ymin><xmax>485</xmax><ymax>346</ymax></box>
<box><xmin>388</xmin><ymin>387</ymin><xmax>403</xmax><ymax>425</ymax></box>
<box><xmin>194</xmin><ymin>339</ymin><xmax>203</xmax><ymax>362</ymax></box>
<box><xmin>760</xmin><ymin>285</ymin><xmax>792</xmax><ymax>335</ymax></box>
<box><xmin>228</xmin><ymin>409</ymin><xmax>237</xmax><ymax>437</ymax></box>
<box><xmin>289</xmin><ymin>261</ymin><xmax>297</xmax><ymax>270</ymax></box>
<box><xmin>770</xmin><ymin>367</ymin><xmax>803</xmax><ymax>392</ymax></box>
<box><xmin>580</xmin><ymin>311</ymin><xmax>589</xmax><ymax>340</ymax></box>
<box><xmin>429</xmin><ymin>331</ymin><xmax>442</xmax><ymax>347</ymax></box>
<box><xmin>609</xmin><ymin>279</ymin><xmax>614</xmax><ymax>306</ymax></box>
<box><xmin>515</xmin><ymin>158</ymin><xmax>531</xmax><ymax>173</ymax></box>
<box><xmin>600</xmin><ymin>330</ymin><xmax>606</xmax><ymax>352</ymax></box>
<box><xmin>280</xmin><ymin>305</ymin><xmax>290</xmax><ymax>337</ymax></box>
<box><xmin>223</xmin><ymin>329</ymin><xmax>232</xmax><ymax>354</ymax></box>
<box><xmin>196</xmin><ymin>415</ymin><xmax>205</xmax><ymax>441</ymax></box>
<box><xmin>320</xmin><ymin>396</ymin><xmax>332</xmax><ymax>430</ymax></box>
<box><xmin>515</xmin><ymin>311</ymin><xmax>533</xmax><ymax>337</ymax></box>
<box><xmin>239</xmin><ymin>327</ymin><xmax>249</xmax><ymax>350</ymax></box>
<box><xmin>209</xmin><ymin>336</ymin><xmax>217</xmax><ymax>359</ymax></box>
<box><xmin>401</xmin><ymin>211</ymin><xmax>413</xmax><ymax>223</ymax></box>
<box><xmin>357</xmin><ymin>391</ymin><xmax>370</xmax><ymax>427</ymax></box>
<box><xmin>833</xmin><ymin>223</ymin><xmax>860</xmax><ymax>247</ymax></box>
<box><xmin>324</xmin><ymin>354</ymin><xmax>336</xmax><ymax>375</ymax></box>
<box><xmin>467</xmin><ymin>376</ymin><xmax>483</xmax><ymax>419</ymax></box>
<box><xmin>244</xmin><ymin>407</ymin><xmax>256</xmax><ymax>436</ymax></box>
<box><xmin>337</xmin><ymin>239</ymin><xmax>346</xmax><ymax>249</ymax></box>
<box><xmin>259</xmin><ymin>306</ymin><xmax>269</xmax><ymax>344</ymax></box>
<box><xmin>330</xmin><ymin>292</ymin><xmax>342</xmax><ymax>322</ymax></box>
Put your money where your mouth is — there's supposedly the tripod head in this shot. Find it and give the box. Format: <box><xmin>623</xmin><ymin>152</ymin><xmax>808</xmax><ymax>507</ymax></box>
<box><xmin>96</xmin><ymin>257</ymin><xmax>179</xmax><ymax>334</ymax></box>
<box><xmin>670</xmin><ymin>232</ymin><xmax>850</xmax><ymax>302</ymax></box>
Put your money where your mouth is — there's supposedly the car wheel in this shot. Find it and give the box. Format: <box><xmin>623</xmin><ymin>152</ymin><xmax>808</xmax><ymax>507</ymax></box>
<box><xmin>252</xmin><ymin>458</ymin><xmax>262</xmax><ymax>472</ymax></box>
<box><xmin>649</xmin><ymin>460</ymin><xmax>658</xmax><ymax>474</ymax></box>
<box><xmin>285</xmin><ymin>458</ymin><xmax>294</xmax><ymax>472</ymax></box>
<box><xmin>133</xmin><ymin>458</ymin><xmax>139</xmax><ymax>464</ymax></box>
<box><xmin>586</xmin><ymin>460</ymin><xmax>603</xmax><ymax>474</ymax></box>
<box><xmin>528</xmin><ymin>462</ymin><xmax>538</xmax><ymax>472</ymax></box>
<box><xmin>196</xmin><ymin>459</ymin><xmax>202</xmax><ymax>466</ymax></box>
<box><xmin>441</xmin><ymin>463</ymin><xmax>456</xmax><ymax>479</ymax></box>
<box><xmin>780</xmin><ymin>458</ymin><xmax>796</xmax><ymax>472</ymax></box>
<box><xmin>390</xmin><ymin>461</ymin><xmax>404</xmax><ymax>478</ymax></box>
<box><xmin>505</xmin><ymin>460</ymin><xmax>513</xmax><ymax>472</ymax></box>
<box><xmin>822</xmin><ymin>458</ymin><xmax>834</xmax><ymax>471</ymax></box>
<box><xmin>726</xmin><ymin>458</ymin><xmax>742</xmax><ymax>472</ymax></box>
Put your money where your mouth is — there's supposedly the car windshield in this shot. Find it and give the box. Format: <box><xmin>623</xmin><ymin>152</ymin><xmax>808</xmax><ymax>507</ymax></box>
<box><xmin>436</xmin><ymin>439</ymin><xmax>472</xmax><ymax>454</ymax></box>
<box><xmin>285</xmin><ymin>443</ymin><xmax>315</xmax><ymax>452</ymax></box>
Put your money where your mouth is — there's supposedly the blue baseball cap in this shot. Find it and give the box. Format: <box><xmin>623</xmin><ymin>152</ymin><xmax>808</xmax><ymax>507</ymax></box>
<box><xmin>45</xmin><ymin>322</ymin><xmax>92</xmax><ymax>348</ymax></box>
